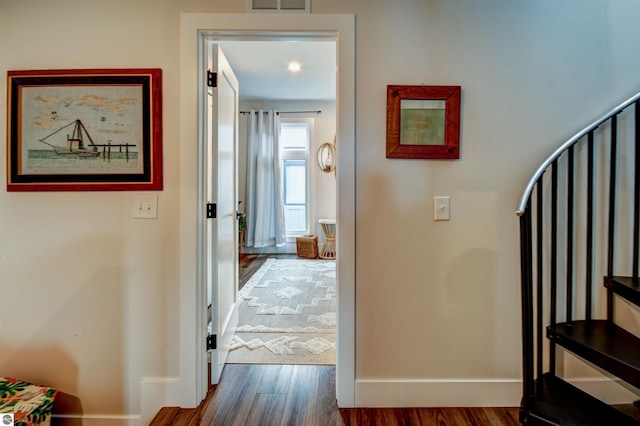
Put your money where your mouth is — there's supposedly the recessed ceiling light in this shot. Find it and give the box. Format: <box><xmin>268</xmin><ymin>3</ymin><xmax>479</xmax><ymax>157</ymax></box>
<box><xmin>288</xmin><ymin>62</ymin><xmax>302</xmax><ymax>73</ymax></box>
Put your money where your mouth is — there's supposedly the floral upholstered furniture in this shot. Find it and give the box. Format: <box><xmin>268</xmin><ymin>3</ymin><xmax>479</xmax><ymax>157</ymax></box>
<box><xmin>0</xmin><ymin>377</ymin><xmax>57</xmax><ymax>426</ymax></box>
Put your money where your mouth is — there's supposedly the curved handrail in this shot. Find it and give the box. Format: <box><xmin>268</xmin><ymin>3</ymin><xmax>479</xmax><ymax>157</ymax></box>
<box><xmin>515</xmin><ymin>91</ymin><xmax>640</xmax><ymax>216</ymax></box>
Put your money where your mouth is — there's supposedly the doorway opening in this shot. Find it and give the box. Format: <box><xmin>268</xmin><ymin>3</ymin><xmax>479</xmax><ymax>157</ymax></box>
<box><xmin>216</xmin><ymin>37</ymin><xmax>337</xmax><ymax>369</ymax></box>
<box><xmin>185</xmin><ymin>13</ymin><xmax>356</xmax><ymax>407</ymax></box>
<box><xmin>203</xmin><ymin>34</ymin><xmax>337</xmax><ymax>376</ymax></box>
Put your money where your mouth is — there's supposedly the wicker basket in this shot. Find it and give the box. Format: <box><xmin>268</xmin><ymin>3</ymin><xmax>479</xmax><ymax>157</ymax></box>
<box><xmin>296</xmin><ymin>235</ymin><xmax>318</xmax><ymax>259</ymax></box>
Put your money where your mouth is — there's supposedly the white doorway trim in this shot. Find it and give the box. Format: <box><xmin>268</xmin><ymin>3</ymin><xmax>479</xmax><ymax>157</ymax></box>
<box><xmin>179</xmin><ymin>13</ymin><xmax>356</xmax><ymax>408</ymax></box>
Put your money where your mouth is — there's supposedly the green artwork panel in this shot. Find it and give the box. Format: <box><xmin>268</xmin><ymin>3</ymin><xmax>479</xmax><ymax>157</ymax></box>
<box><xmin>400</xmin><ymin>99</ymin><xmax>446</xmax><ymax>146</ymax></box>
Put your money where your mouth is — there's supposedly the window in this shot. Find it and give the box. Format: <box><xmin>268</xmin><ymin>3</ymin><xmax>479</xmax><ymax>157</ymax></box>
<box><xmin>280</xmin><ymin>118</ymin><xmax>313</xmax><ymax>239</ymax></box>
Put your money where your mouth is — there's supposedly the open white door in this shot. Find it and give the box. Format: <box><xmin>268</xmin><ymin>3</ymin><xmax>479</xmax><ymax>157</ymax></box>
<box><xmin>206</xmin><ymin>42</ymin><xmax>240</xmax><ymax>384</ymax></box>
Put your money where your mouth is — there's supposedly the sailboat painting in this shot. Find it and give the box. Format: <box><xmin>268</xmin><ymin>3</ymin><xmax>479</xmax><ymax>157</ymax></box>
<box><xmin>7</xmin><ymin>69</ymin><xmax>162</xmax><ymax>191</ymax></box>
<box><xmin>20</xmin><ymin>85</ymin><xmax>143</xmax><ymax>173</ymax></box>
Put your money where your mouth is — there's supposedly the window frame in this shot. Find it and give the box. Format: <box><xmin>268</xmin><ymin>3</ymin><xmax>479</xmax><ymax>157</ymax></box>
<box><xmin>280</xmin><ymin>116</ymin><xmax>313</xmax><ymax>240</ymax></box>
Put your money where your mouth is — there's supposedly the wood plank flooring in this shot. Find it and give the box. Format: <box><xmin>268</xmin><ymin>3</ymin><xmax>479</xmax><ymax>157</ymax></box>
<box><xmin>150</xmin><ymin>364</ymin><xmax>520</xmax><ymax>425</ymax></box>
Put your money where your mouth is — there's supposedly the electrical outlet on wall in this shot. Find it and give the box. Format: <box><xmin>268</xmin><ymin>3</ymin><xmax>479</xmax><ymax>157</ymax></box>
<box><xmin>133</xmin><ymin>195</ymin><xmax>158</xmax><ymax>219</ymax></box>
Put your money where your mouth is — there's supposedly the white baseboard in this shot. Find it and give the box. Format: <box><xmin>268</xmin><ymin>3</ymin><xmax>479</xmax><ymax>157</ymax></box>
<box><xmin>140</xmin><ymin>378</ymin><xmax>182</xmax><ymax>425</ymax></box>
<box><xmin>354</xmin><ymin>377</ymin><xmax>640</xmax><ymax>408</ymax></box>
<box><xmin>49</xmin><ymin>379</ymin><xmax>181</xmax><ymax>426</ymax></box>
<box><xmin>50</xmin><ymin>377</ymin><xmax>638</xmax><ymax>423</ymax></box>
<box><xmin>50</xmin><ymin>379</ymin><xmax>181</xmax><ymax>426</ymax></box>
<box><xmin>355</xmin><ymin>379</ymin><xmax>522</xmax><ymax>407</ymax></box>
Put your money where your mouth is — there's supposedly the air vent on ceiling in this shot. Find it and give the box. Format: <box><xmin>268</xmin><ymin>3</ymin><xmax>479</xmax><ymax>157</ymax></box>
<box><xmin>250</xmin><ymin>0</ymin><xmax>310</xmax><ymax>13</ymax></box>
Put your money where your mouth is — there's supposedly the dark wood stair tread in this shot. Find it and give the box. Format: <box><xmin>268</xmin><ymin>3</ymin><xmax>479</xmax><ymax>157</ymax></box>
<box><xmin>606</xmin><ymin>276</ymin><xmax>640</xmax><ymax>306</ymax></box>
<box><xmin>523</xmin><ymin>373</ymin><xmax>640</xmax><ymax>425</ymax></box>
<box><xmin>547</xmin><ymin>320</ymin><xmax>640</xmax><ymax>389</ymax></box>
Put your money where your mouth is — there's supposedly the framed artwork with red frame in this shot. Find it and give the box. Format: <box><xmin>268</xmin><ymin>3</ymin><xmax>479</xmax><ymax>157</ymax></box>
<box><xmin>7</xmin><ymin>68</ymin><xmax>162</xmax><ymax>191</ymax></box>
<box><xmin>386</xmin><ymin>85</ymin><xmax>461</xmax><ymax>159</ymax></box>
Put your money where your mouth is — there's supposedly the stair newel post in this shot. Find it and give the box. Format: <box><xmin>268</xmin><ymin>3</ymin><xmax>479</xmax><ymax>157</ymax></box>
<box><xmin>633</xmin><ymin>101</ymin><xmax>640</xmax><ymax>282</ymax></box>
<box><xmin>550</xmin><ymin>159</ymin><xmax>558</xmax><ymax>374</ymax></box>
<box><xmin>519</xmin><ymin>205</ymin><xmax>535</xmax><ymax>408</ymax></box>
<box><xmin>566</xmin><ymin>146</ymin><xmax>575</xmax><ymax>323</ymax></box>
<box><xmin>586</xmin><ymin>131</ymin><xmax>595</xmax><ymax>321</ymax></box>
<box><xmin>607</xmin><ymin>114</ymin><xmax>618</xmax><ymax>323</ymax></box>
<box><xmin>535</xmin><ymin>182</ymin><xmax>544</xmax><ymax>380</ymax></box>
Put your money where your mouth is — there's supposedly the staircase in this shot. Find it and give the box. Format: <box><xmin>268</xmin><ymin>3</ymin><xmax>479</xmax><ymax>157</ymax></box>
<box><xmin>517</xmin><ymin>92</ymin><xmax>640</xmax><ymax>425</ymax></box>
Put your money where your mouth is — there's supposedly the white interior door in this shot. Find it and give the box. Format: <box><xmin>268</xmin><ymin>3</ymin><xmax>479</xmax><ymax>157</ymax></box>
<box><xmin>206</xmin><ymin>42</ymin><xmax>240</xmax><ymax>384</ymax></box>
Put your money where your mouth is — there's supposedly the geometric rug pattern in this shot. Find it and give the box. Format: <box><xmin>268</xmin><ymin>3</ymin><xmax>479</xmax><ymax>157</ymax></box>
<box><xmin>227</xmin><ymin>258</ymin><xmax>336</xmax><ymax>365</ymax></box>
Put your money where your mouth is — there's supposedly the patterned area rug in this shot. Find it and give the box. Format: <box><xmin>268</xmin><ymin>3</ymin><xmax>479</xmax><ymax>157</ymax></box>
<box><xmin>227</xmin><ymin>257</ymin><xmax>336</xmax><ymax>365</ymax></box>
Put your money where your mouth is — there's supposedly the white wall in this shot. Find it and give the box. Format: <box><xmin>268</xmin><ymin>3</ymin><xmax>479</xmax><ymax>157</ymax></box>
<box><xmin>2</xmin><ymin>0</ymin><xmax>640</xmax><ymax>423</ymax></box>
<box><xmin>0</xmin><ymin>0</ymin><xmax>207</xmax><ymax>423</ymax></box>
<box><xmin>238</xmin><ymin>100</ymin><xmax>337</xmax><ymax>242</ymax></box>
<box><xmin>340</xmin><ymin>0</ymin><xmax>640</xmax><ymax>405</ymax></box>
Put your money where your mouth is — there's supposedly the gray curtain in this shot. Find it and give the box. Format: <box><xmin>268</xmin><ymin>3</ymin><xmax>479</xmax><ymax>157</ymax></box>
<box><xmin>245</xmin><ymin>110</ymin><xmax>286</xmax><ymax>248</ymax></box>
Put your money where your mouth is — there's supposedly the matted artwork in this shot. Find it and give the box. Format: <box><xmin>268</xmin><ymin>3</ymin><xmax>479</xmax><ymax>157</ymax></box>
<box><xmin>386</xmin><ymin>85</ymin><xmax>461</xmax><ymax>159</ymax></box>
<box><xmin>6</xmin><ymin>68</ymin><xmax>162</xmax><ymax>191</ymax></box>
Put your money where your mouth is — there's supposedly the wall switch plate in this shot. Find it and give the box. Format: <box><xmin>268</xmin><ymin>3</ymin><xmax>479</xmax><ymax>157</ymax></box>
<box><xmin>434</xmin><ymin>196</ymin><xmax>450</xmax><ymax>221</ymax></box>
<box><xmin>133</xmin><ymin>195</ymin><xmax>158</xmax><ymax>219</ymax></box>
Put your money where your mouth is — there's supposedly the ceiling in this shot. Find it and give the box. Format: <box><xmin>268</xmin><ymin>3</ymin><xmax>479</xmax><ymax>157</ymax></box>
<box><xmin>215</xmin><ymin>40</ymin><xmax>336</xmax><ymax>101</ymax></box>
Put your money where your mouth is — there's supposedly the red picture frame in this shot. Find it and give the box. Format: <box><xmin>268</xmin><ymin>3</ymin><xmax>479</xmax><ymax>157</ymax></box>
<box><xmin>6</xmin><ymin>68</ymin><xmax>162</xmax><ymax>191</ymax></box>
<box><xmin>386</xmin><ymin>85</ymin><xmax>461</xmax><ymax>159</ymax></box>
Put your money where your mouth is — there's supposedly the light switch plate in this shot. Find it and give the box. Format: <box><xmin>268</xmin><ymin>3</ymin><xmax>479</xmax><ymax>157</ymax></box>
<box><xmin>434</xmin><ymin>196</ymin><xmax>450</xmax><ymax>221</ymax></box>
<box><xmin>133</xmin><ymin>195</ymin><xmax>158</xmax><ymax>219</ymax></box>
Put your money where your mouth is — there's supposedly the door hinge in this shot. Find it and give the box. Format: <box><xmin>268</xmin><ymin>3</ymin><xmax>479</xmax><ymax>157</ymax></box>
<box><xmin>207</xmin><ymin>70</ymin><xmax>217</xmax><ymax>88</ymax></box>
<box><xmin>207</xmin><ymin>334</ymin><xmax>217</xmax><ymax>350</ymax></box>
<box><xmin>206</xmin><ymin>203</ymin><xmax>216</xmax><ymax>219</ymax></box>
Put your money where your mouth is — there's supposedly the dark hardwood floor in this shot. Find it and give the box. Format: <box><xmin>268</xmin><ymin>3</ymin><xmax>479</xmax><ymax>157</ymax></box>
<box><xmin>152</xmin><ymin>255</ymin><xmax>520</xmax><ymax>425</ymax></box>
<box><xmin>151</xmin><ymin>364</ymin><xmax>520</xmax><ymax>425</ymax></box>
<box><xmin>239</xmin><ymin>253</ymin><xmax>297</xmax><ymax>289</ymax></box>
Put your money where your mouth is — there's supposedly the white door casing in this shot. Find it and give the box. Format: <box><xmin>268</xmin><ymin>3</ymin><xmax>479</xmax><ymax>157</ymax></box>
<box><xmin>206</xmin><ymin>42</ymin><xmax>240</xmax><ymax>384</ymax></box>
<box><xmin>180</xmin><ymin>13</ymin><xmax>355</xmax><ymax>407</ymax></box>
